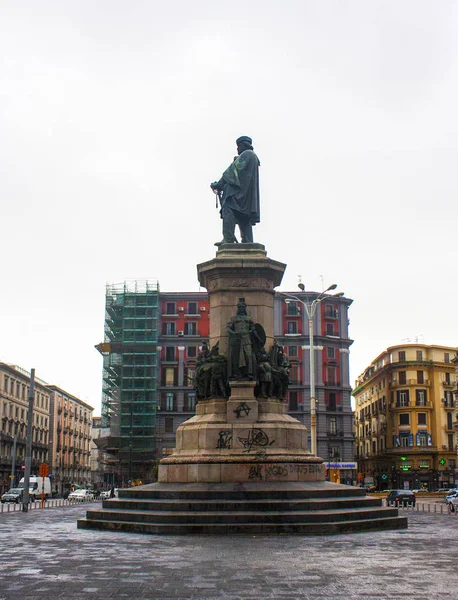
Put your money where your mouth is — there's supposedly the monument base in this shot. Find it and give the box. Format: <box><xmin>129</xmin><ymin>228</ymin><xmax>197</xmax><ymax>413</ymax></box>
<box><xmin>158</xmin><ymin>382</ymin><xmax>323</xmax><ymax>484</ymax></box>
<box><xmin>78</xmin><ymin>481</ymin><xmax>408</xmax><ymax>535</ymax></box>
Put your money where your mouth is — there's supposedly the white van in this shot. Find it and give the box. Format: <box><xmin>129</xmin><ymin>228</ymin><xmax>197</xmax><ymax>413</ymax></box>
<box><xmin>18</xmin><ymin>476</ymin><xmax>51</xmax><ymax>500</ymax></box>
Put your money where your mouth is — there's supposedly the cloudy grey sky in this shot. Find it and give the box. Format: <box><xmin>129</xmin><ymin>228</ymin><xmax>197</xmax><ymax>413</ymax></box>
<box><xmin>1</xmin><ymin>1</ymin><xmax>457</xmax><ymax>413</ymax></box>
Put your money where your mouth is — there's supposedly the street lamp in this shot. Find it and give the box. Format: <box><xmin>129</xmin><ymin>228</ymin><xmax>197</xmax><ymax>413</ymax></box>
<box><xmin>281</xmin><ymin>284</ymin><xmax>344</xmax><ymax>457</ymax></box>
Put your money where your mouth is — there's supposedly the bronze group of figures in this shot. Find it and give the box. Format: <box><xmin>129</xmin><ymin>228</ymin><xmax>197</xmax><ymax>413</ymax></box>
<box><xmin>194</xmin><ymin>299</ymin><xmax>291</xmax><ymax>402</ymax></box>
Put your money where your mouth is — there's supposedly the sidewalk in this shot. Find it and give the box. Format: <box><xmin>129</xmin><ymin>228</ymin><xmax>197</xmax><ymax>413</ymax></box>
<box><xmin>1</xmin><ymin>504</ymin><xmax>457</xmax><ymax>600</ymax></box>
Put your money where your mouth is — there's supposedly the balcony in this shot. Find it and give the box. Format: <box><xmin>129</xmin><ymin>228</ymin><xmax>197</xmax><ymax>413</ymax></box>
<box><xmin>443</xmin><ymin>381</ymin><xmax>455</xmax><ymax>388</ymax></box>
<box><xmin>327</xmin><ymin>430</ymin><xmax>344</xmax><ymax>438</ymax></box>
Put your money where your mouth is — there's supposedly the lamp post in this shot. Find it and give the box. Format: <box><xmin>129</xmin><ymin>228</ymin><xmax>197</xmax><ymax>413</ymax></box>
<box><xmin>282</xmin><ymin>284</ymin><xmax>344</xmax><ymax>456</ymax></box>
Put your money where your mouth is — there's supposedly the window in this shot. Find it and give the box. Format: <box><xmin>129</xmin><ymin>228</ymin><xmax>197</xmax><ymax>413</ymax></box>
<box><xmin>289</xmin><ymin>391</ymin><xmax>298</xmax><ymax>411</ymax></box>
<box><xmin>399</xmin><ymin>371</ymin><xmax>406</xmax><ymax>385</ymax></box>
<box><xmin>417</xmin><ymin>371</ymin><xmax>424</xmax><ymax>384</ymax></box>
<box><xmin>286</xmin><ymin>301</ymin><xmax>299</xmax><ymax>316</ymax></box>
<box><xmin>288</xmin><ymin>345</ymin><xmax>298</xmax><ymax>357</ymax></box>
<box><xmin>163</xmin><ymin>322</ymin><xmax>176</xmax><ymax>336</ymax></box>
<box><xmin>397</xmin><ymin>390</ymin><xmax>410</xmax><ymax>407</ymax></box>
<box><xmin>416</xmin><ymin>350</ymin><xmax>423</xmax><ymax>361</ymax></box>
<box><xmin>325</xmin><ymin>304</ymin><xmax>337</xmax><ymax>319</ymax></box>
<box><xmin>444</xmin><ymin>391</ymin><xmax>454</xmax><ymax>407</ymax></box>
<box><xmin>165</xmin><ymin>368</ymin><xmax>175</xmax><ymax>386</ymax></box>
<box><xmin>444</xmin><ymin>373</ymin><xmax>451</xmax><ymax>385</ymax></box>
<box><xmin>187</xmin><ymin>346</ymin><xmax>197</xmax><ymax>358</ymax></box>
<box><xmin>448</xmin><ymin>434</ymin><xmax>454</xmax><ymax>451</ymax></box>
<box><xmin>418</xmin><ymin>432</ymin><xmax>428</xmax><ymax>446</ymax></box>
<box><xmin>287</xmin><ymin>321</ymin><xmax>298</xmax><ymax>334</ymax></box>
<box><xmin>400</xmin><ymin>432</ymin><xmax>410</xmax><ymax>447</ymax></box>
<box><xmin>187</xmin><ymin>302</ymin><xmax>198</xmax><ymax>315</ymax></box>
<box><xmin>445</xmin><ymin>353</ymin><xmax>450</xmax><ymax>363</ymax></box>
<box><xmin>327</xmin><ymin>392</ymin><xmax>337</xmax><ymax>411</ymax></box>
<box><xmin>326</xmin><ymin>323</ymin><xmax>334</xmax><ymax>336</ymax></box>
<box><xmin>184</xmin><ymin>392</ymin><xmax>196</xmax><ymax>411</ymax></box>
<box><xmin>419</xmin><ymin>459</ymin><xmax>429</xmax><ymax>468</ymax></box>
<box><xmin>329</xmin><ymin>446</ymin><xmax>340</xmax><ymax>459</ymax></box>
<box><xmin>184</xmin><ymin>322</ymin><xmax>197</xmax><ymax>336</ymax></box>
<box><xmin>185</xmin><ymin>368</ymin><xmax>195</xmax><ymax>387</ymax></box>
<box><xmin>3</xmin><ymin>376</ymin><xmax>8</xmax><ymax>392</ymax></box>
<box><xmin>399</xmin><ymin>413</ymin><xmax>410</xmax><ymax>426</ymax></box>
<box><xmin>447</xmin><ymin>412</ymin><xmax>453</xmax><ymax>430</ymax></box>
<box><xmin>165</xmin><ymin>417</ymin><xmax>174</xmax><ymax>433</ymax></box>
<box><xmin>165</xmin><ymin>347</ymin><xmax>175</xmax><ymax>361</ymax></box>
<box><xmin>327</xmin><ymin>367</ymin><xmax>336</xmax><ymax>385</ymax></box>
<box><xmin>416</xmin><ymin>389</ymin><xmax>427</xmax><ymax>406</ymax></box>
<box><xmin>166</xmin><ymin>302</ymin><xmax>176</xmax><ymax>315</ymax></box>
<box><xmin>327</xmin><ymin>347</ymin><xmax>335</xmax><ymax>359</ymax></box>
<box><xmin>398</xmin><ymin>351</ymin><xmax>406</xmax><ymax>362</ymax></box>
<box><xmin>165</xmin><ymin>392</ymin><xmax>175</xmax><ymax>411</ymax></box>
<box><xmin>328</xmin><ymin>416</ymin><xmax>337</xmax><ymax>435</ymax></box>
<box><xmin>418</xmin><ymin>413</ymin><xmax>426</xmax><ymax>425</ymax></box>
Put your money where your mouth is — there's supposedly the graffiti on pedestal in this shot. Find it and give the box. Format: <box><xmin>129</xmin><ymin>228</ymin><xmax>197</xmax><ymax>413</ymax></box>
<box><xmin>216</xmin><ymin>430</ymin><xmax>232</xmax><ymax>449</ymax></box>
<box><xmin>237</xmin><ymin>428</ymin><xmax>275</xmax><ymax>453</ymax></box>
<box><xmin>248</xmin><ymin>465</ymin><xmax>263</xmax><ymax>480</ymax></box>
<box><xmin>233</xmin><ymin>402</ymin><xmax>251</xmax><ymax>418</ymax></box>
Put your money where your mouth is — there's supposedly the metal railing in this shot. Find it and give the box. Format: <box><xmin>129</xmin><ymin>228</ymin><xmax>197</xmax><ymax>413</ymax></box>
<box><xmin>0</xmin><ymin>497</ymin><xmax>101</xmax><ymax>514</ymax></box>
<box><xmin>384</xmin><ymin>500</ymin><xmax>458</xmax><ymax>515</ymax></box>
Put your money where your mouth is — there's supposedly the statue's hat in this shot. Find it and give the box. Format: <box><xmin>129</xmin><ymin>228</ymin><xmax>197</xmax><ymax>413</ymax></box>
<box><xmin>236</xmin><ymin>135</ymin><xmax>252</xmax><ymax>145</ymax></box>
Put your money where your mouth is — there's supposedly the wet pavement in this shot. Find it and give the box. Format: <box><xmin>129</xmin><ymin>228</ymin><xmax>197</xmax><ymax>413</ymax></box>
<box><xmin>0</xmin><ymin>503</ymin><xmax>457</xmax><ymax>599</ymax></box>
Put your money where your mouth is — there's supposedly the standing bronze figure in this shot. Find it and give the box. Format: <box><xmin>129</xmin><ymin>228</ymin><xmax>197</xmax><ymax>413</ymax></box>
<box><xmin>211</xmin><ymin>136</ymin><xmax>260</xmax><ymax>246</ymax></box>
<box><xmin>227</xmin><ymin>298</ymin><xmax>258</xmax><ymax>380</ymax></box>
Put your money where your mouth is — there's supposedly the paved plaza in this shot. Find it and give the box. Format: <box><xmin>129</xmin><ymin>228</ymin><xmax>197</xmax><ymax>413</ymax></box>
<box><xmin>0</xmin><ymin>503</ymin><xmax>457</xmax><ymax>600</ymax></box>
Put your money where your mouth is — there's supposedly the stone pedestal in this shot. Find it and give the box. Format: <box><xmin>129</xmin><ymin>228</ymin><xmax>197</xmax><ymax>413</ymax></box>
<box><xmin>158</xmin><ymin>244</ymin><xmax>326</xmax><ymax>484</ymax></box>
<box><xmin>197</xmin><ymin>243</ymin><xmax>286</xmax><ymax>356</ymax></box>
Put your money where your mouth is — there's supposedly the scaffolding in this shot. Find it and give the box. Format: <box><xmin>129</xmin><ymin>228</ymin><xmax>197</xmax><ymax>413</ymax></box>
<box><xmin>97</xmin><ymin>280</ymin><xmax>160</xmax><ymax>481</ymax></box>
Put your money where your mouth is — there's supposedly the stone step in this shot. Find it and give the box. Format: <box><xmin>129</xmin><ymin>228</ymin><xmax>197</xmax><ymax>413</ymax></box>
<box><xmin>103</xmin><ymin>496</ymin><xmax>382</xmax><ymax>512</ymax></box>
<box><xmin>118</xmin><ymin>482</ymin><xmax>366</xmax><ymax>501</ymax></box>
<box><xmin>85</xmin><ymin>506</ymin><xmax>398</xmax><ymax>525</ymax></box>
<box><xmin>77</xmin><ymin>515</ymin><xmax>408</xmax><ymax>535</ymax></box>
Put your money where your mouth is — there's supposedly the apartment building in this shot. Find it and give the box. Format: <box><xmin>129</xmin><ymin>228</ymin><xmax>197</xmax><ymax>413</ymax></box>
<box><xmin>353</xmin><ymin>344</ymin><xmax>457</xmax><ymax>491</ymax></box>
<box><xmin>0</xmin><ymin>364</ymin><xmax>50</xmax><ymax>492</ymax></box>
<box><xmin>47</xmin><ymin>385</ymin><xmax>93</xmax><ymax>495</ymax></box>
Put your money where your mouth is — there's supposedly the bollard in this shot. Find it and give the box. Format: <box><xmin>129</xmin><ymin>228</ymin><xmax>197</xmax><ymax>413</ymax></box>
<box><xmin>434</xmin><ymin>504</ymin><xmax>437</xmax><ymax>513</ymax></box>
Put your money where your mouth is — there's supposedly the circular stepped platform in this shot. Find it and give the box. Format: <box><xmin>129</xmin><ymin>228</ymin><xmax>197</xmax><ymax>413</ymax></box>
<box><xmin>77</xmin><ymin>482</ymin><xmax>407</xmax><ymax>535</ymax></box>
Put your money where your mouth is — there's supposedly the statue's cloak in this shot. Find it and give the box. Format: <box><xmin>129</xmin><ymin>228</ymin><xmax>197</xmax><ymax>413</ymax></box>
<box><xmin>219</xmin><ymin>149</ymin><xmax>260</xmax><ymax>225</ymax></box>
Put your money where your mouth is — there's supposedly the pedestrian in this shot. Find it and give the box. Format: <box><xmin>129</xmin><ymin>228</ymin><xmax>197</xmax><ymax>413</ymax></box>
<box><xmin>109</xmin><ymin>486</ymin><xmax>115</xmax><ymax>498</ymax></box>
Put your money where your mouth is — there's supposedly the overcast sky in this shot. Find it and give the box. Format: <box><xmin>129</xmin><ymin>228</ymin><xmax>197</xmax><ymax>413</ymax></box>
<box><xmin>1</xmin><ymin>1</ymin><xmax>457</xmax><ymax>414</ymax></box>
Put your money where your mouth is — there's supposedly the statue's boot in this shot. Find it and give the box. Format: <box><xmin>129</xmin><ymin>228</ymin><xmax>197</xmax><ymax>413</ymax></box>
<box><xmin>214</xmin><ymin>236</ymin><xmax>239</xmax><ymax>246</ymax></box>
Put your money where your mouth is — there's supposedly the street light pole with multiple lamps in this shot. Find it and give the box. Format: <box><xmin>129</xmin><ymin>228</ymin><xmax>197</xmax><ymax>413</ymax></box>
<box><xmin>281</xmin><ymin>284</ymin><xmax>344</xmax><ymax>457</ymax></box>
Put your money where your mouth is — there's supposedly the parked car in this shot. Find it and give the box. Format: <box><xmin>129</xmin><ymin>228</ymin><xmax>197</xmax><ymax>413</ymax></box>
<box><xmin>449</xmin><ymin>496</ymin><xmax>458</xmax><ymax>512</ymax></box>
<box><xmin>1</xmin><ymin>488</ymin><xmax>26</xmax><ymax>503</ymax></box>
<box><xmin>386</xmin><ymin>490</ymin><xmax>416</xmax><ymax>507</ymax></box>
<box><xmin>68</xmin><ymin>489</ymin><xmax>94</xmax><ymax>501</ymax></box>
<box><xmin>445</xmin><ymin>491</ymin><xmax>458</xmax><ymax>504</ymax></box>
<box><xmin>99</xmin><ymin>490</ymin><xmax>111</xmax><ymax>500</ymax></box>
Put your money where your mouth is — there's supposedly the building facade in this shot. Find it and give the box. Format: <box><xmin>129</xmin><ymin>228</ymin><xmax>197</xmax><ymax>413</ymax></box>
<box><xmin>155</xmin><ymin>292</ymin><xmax>210</xmax><ymax>459</ymax></box>
<box><xmin>97</xmin><ymin>282</ymin><xmax>354</xmax><ymax>484</ymax></box>
<box><xmin>0</xmin><ymin>364</ymin><xmax>50</xmax><ymax>493</ymax></box>
<box><xmin>47</xmin><ymin>385</ymin><xmax>93</xmax><ymax>495</ymax></box>
<box><xmin>353</xmin><ymin>344</ymin><xmax>457</xmax><ymax>491</ymax></box>
<box><xmin>273</xmin><ymin>292</ymin><xmax>355</xmax><ymax>484</ymax></box>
